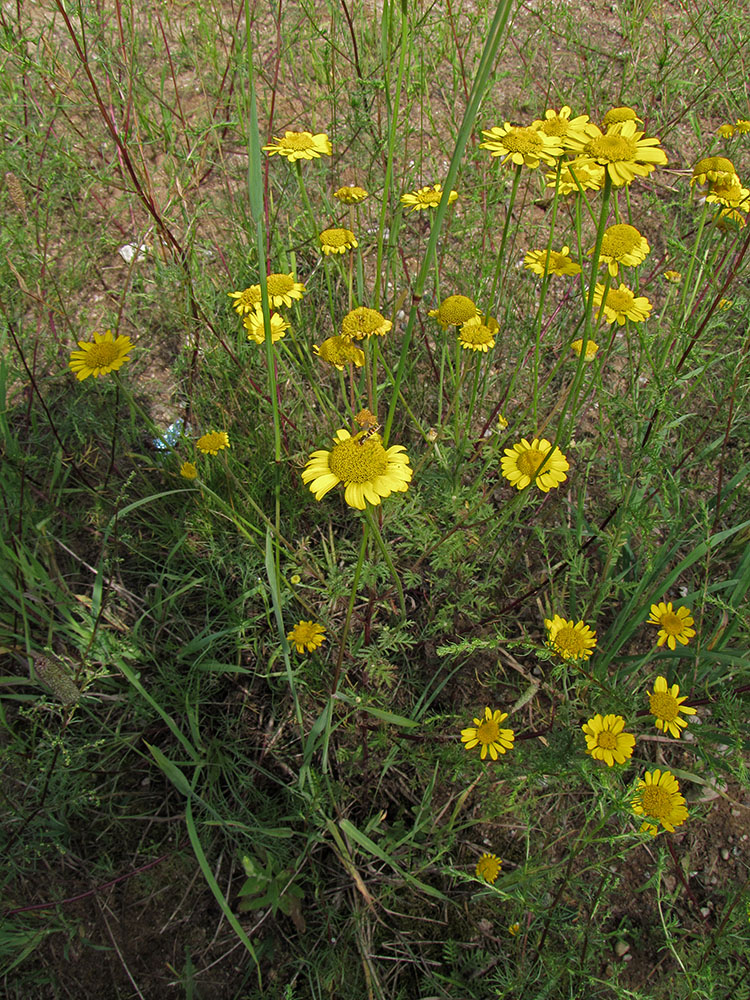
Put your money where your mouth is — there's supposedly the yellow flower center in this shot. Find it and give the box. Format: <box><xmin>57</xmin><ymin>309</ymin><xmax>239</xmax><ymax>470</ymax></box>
<box><xmin>585</xmin><ymin>134</ymin><xmax>638</xmax><ymax>163</ymax></box>
<box><xmin>317</xmin><ymin>336</ymin><xmax>362</xmax><ymax>366</ymax></box>
<box><xmin>329</xmin><ymin>437</ymin><xmax>388</xmax><ymax>483</ymax></box>
<box><xmin>476</xmin><ymin>718</ymin><xmax>500</xmax><ymax>744</ymax></box>
<box><xmin>640</xmin><ymin>785</ymin><xmax>672</xmax><ymax>822</ymax></box>
<box><xmin>541</xmin><ymin>117</ymin><xmax>568</xmax><ymax>136</ymax></box>
<box><xmin>604</xmin><ymin>288</ymin><xmax>634</xmax><ymax>312</ymax></box>
<box><xmin>279</xmin><ymin>132</ymin><xmax>315</xmax><ymax>151</ymax></box>
<box><xmin>596</xmin><ymin>730</ymin><xmax>618</xmax><ymax>750</ymax></box>
<box><xmin>603</xmin><ymin>107</ymin><xmax>639</xmax><ymax>125</ymax></box>
<box><xmin>436</xmin><ymin>295</ymin><xmax>477</xmax><ymax>325</ymax></box>
<box><xmin>693</xmin><ymin>156</ymin><xmax>734</xmax><ymax>178</ymax></box>
<box><xmin>601</xmin><ymin>224</ymin><xmax>642</xmax><ymax>257</ymax></box>
<box><xmin>502</xmin><ymin>127</ymin><xmax>543</xmax><ymax>153</ymax></box>
<box><xmin>236</xmin><ymin>288</ymin><xmax>262</xmax><ymax>309</ymax></box>
<box><xmin>342</xmin><ymin>307</ymin><xmax>389</xmax><ymax>339</ymax></box>
<box><xmin>555</xmin><ymin>625</ymin><xmax>587</xmax><ymax>655</ymax></box>
<box><xmin>658</xmin><ymin>611</ymin><xmax>683</xmax><ymax>636</ymax></box>
<box><xmin>266</xmin><ymin>273</ymin><xmax>295</xmax><ymax>296</ymax></box>
<box><xmin>415</xmin><ymin>189</ymin><xmax>441</xmax><ymax>206</ymax></box>
<box><xmin>461</xmin><ymin>323</ymin><xmax>493</xmax><ymax>346</ymax></box>
<box><xmin>87</xmin><ymin>342</ymin><xmax>120</xmax><ymax>367</ymax></box>
<box><xmin>516</xmin><ymin>448</ymin><xmax>545</xmax><ymax>477</ymax></box>
<box><xmin>649</xmin><ymin>691</ymin><xmax>679</xmax><ymax>722</ymax></box>
<box><xmin>321</xmin><ymin>228</ymin><xmax>355</xmax><ymax>248</ymax></box>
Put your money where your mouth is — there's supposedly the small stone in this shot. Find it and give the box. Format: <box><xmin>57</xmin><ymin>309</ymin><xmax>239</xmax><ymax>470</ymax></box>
<box><xmin>701</xmin><ymin>907</ymin><xmax>711</xmax><ymax>918</ymax></box>
<box><xmin>721</xmin><ymin>848</ymin><xmax>730</xmax><ymax>861</ymax></box>
<box><xmin>614</xmin><ymin>940</ymin><xmax>630</xmax><ymax>957</ymax></box>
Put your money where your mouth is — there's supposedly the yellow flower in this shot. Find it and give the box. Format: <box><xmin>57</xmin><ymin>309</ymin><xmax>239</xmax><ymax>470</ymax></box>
<box><xmin>647</xmin><ymin>601</ymin><xmax>696</xmax><ymax>650</ymax></box>
<box><xmin>647</xmin><ymin>676</ymin><xmax>697</xmax><ymax>738</ymax></box>
<box><xmin>593</xmin><ymin>283</ymin><xmax>652</xmax><ymax>325</ymax></box>
<box><xmin>263</xmin><ymin>130</ymin><xmax>331</xmax><ymax>161</ymax></box>
<box><xmin>533</xmin><ymin>105</ymin><xmax>591</xmax><ymax>148</ymax></box>
<box><xmin>287</xmin><ymin>620</ymin><xmax>326</xmax><ymax>653</ymax></box>
<box><xmin>68</xmin><ymin>329</ymin><xmax>134</xmax><ymax>381</ymax></box>
<box><xmin>717</xmin><ymin>124</ymin><xmax>736</xmax><ymax>138</ymax></box>
<box><xmin>567</xmin><ymin>120</ymin><xmax>668</xmax><ymax>186</ymax></box>
<box><xmin>475</xmin><ymin>853</ymin><xmax>502</xmax><ymax>883</ymax></box>
<box><xmin>570</xmin><ymin>338</ymin><xmax>599</xmax><ymax>360</ymax></box>
<box><xmin>400</xmin><ymin>184</ymin><xmax>458</xmax><ymax>212</ymax></box>
<box><xmin>501</xmin><ymin>438</ymin><xmax>569</xmax><ymax>492</ymax></box>
<box><xmin>593</xmin><ymin>224</ymin><xmax>650</xmax><ymax>276</ymax></box>
<box><xmin>497</xmin><ymin>413</ymin><xmax>509</xmax><ymax>430</ymax></box>
<box><xmin>691</xmin><ymin>156</ymin><xmax>737</xmax><ymax>186</ymax></box>
<box><xmin>582</xmin><ymin>714</ymin><xmax>635</xmax><ymax>766</ymax></box>
<box><xmin>243</xmin><ymin>309</ymin><xmax>290</xmax><ymax>344</ymax></box>
<box><xmin>228</xmin><ymin>286</ymin><xmax>262</xmax><ymax>315</ymax></box>
<box><xmin>428</xmin><ymin>294</ymin><xmax>477</xmax><ymax>328</ymax></box>
<box><xmin>341</xmin><ymin>307</ymin><xmax>392</xmax><ymax>340</ymax></box>
<box><xmin>196</xmin><ymin>430</ymin><xmax>230</xmax><ymax>455</ymax></box>
<box><xmin>458</xmin><ymin>315</ymin><xmax>498</xmax><ymax>352</ymax></box>
<box><xmin>508</xmin><ymin>923</ymin><xmax>521</xmax><ymax>937</ymax></box>
<box><xmin>735</xmin><ymin>119</ymin><xmax>750</xmax><ymax>134</ymax></box>
<box><xmin>302</xmin><ymin>429</ymin><xmax>412</xmax><ymax>510</ymax></box>
<box><xmin>460</xmin><ymin>707</ymin><xmax>514</xmax><ymax>760</ymax></box>
<box><xmin>263</xmin><ymin>273</ymin><xmax>307</xmax><ymax>308</ymax></box>
<box><xmin>631</xmin><ymin>769</ymin><xmax>688</xmax><ymax>833</ymax></box>
<box><xmin>313</xmin><ymin>335</ymin><xmax>365</xmax><ymax>369</ymax></box>
<box><xmin>663</xmin><ymin>270</ymin><xmax>682</xmax><ymax>283</ymax></box>
<box><xmin>705</xmin><ymin>178</ymin><xmax>750</xmax><ymax>211</ymax></box>
<box><xmin>545</xmin><ymin>615</ymin><xmax>597</xmax><ymax>660</ymax></box>
<box><xmin>290</xmin><ymin>574</ymin><xmax>301</xmax><ymax>585</ymax></box>
<box><xmin>180</xmin><ymin>461</ymin><xmax>198</xmax><ymax>480</ymax></box>
<box><xmin>718</xmin><ymin>298</ymin><xmax>733</xmax><ymax>310</ymax></box>
<box><xmin>319</xmin><ymin>228</ymin><xmax>358</xmax><ymax>255</ymax></box>
<box><xmin>334</xmin><ymin>185</ymin><xmax>368</xmax><ymax>204</ymax></box>
<box><xmin>546</xmin><ymin>157</ymin><xmax>605</xmax><ymax>195</ymax></box>
<box><xmin>480</xmin><ymin>122</ymin><xmax>564</xmax><ymax>168</ymax></box>
<box><xmin>524</xmin><ymin>246</ymin><xmax>581</xmax><ymax>277</ymax></box>
<box><xmin>601</xmin><ymin>106</ymin><xmax>642</xmax><ymax>127</ymax></box>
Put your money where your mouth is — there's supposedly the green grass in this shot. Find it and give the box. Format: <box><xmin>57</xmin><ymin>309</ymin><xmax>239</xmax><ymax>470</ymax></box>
<box><xmin>1</xmin><ymin>1</ymin><xmax>749</xmax><ymax>997</ymax></box>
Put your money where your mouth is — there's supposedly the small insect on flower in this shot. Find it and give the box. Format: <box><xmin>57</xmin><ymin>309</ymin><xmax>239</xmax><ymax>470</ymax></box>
<box><xmin>647</xmin><ymin>676</ymin><xmax>697</xmax><ymax>738</ymax></box>
<box><xmin>460</xmin><ymin>707</ymin><xmax>514</xmax><ymax>760</ymax></box>
<box><xmin>475</xmin><ymin>853</ymin><xmax>502</xmax><ymax>883</ymax></box>
<box><xmin>287</xmin><ymin>620</ymin><xmax>326</xmax><ymax>654</ymax></box>
<box><xmin>302</xmin><ymin>429</ymin><xmax>412</xmax><ymax>510</ymax></box>
<box><xmin>647</xmin><ymin>602</ymin><xmax>695</xmax><ymax>650</ymax></box>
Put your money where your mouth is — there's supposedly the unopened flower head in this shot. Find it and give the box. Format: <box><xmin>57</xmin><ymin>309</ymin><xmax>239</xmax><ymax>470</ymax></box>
<box><xmin>180</xmin><ymin>461</ymin><xmax>198</xmax><ymax>480</ymax></box>
<box><xmin>334</xmin><ymin>185</ymin><xmax>368</xmax><ymax>204</ymax></box>
<box><xmin>69</xmin><ymin>329</ymin><xmax>134</xmax><ymax>381</ymax></box>
<box><xmin>571</xmin><ymin>338</ymin><xmax>599</xmax><ymax>360</ymax></box>
<box><xmin>263</xmin><ymin>130</ymin><xmax>331</xmax><ymax>161</ymax></box>
<box><xmin>601</xmin><ymin>106</ymin><xmax>642</xmax><ymax>127</ymax></box>
<box><xmin>546</xmin><ymin>157</ymin><xmax>605</xmax><ymax>195</ymax></box>
<box><xmin>475</xmin><ymin>853</ymin><xmax>502</xmax><ymax>883</ymax></box>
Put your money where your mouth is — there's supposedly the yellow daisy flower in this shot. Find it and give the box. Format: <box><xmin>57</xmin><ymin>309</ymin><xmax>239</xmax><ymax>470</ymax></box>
<box><xmin>593</xmin><ymin>283</ymin><xmax>652</xmax><ymax>325</ymax></box>
<box><xmin>196</xmin><ymin>430</ymin><xmax>230</xmax><ymax>455</ymax></box>
<box><xmin>582</xmin><ymin>713</ymin><xmax>635</xmax><ymax>766</ymax></box>
<box><xmin>428</xmin><ymin>294</ymin><xmax>477</xmax><ymax>329</ymax></box>
<box><xmin>690</xmin><ymin>156</ymin><xmax>737</xmax><ymax>186</ymax></box>
<box><xmin>570</xmin><ymin>338</ymin><xmax>599</xmax><ymax>360</ymax></box>
<box><xmin>301</xmin><ymin>429</ymin><xmax>412</xmax><ymax>510</ymax></box>
<box><xmin>718</xmin><ymin>298</ymin><xmax>733</xmax><ymax>310</ymax></box>
<box><xmin>546</xmin><ymin>157</ymin><xmax>605</xmax><ymax>195</ymax></box>
<box><xmin>705</xmin><ymin>178</ymin><xmax>750</xmax><ymax>211</ymax></box>
<box><xmin>263</xmin><ymin>130</ymin><xmax>331</xmax><ymax>161</ymax></box>
<box><xmin>313</xmin><ymin>335</ymin><xmax>365</xmax><ymax>370</ymax></box>
<box><xmin>593</xmin><ymin>224</ymin><xmax>650</xmax><ymax>276</ymax></box>
<box><xmin>524</xmin><ymin>246</ymin><xmax>581</xmax><ymax>277</ymax></box>
<box><xmin>567</xmin><ymin>120</ymin><xmax>668</xmax><ymax>186</ymax></box>
<box><xmin>735</xmin><ymin>119</ymin><xmax>750</xmax><ymax>134</ymax></box>
<box><xmin>647</xmin><ymin>601</ymin><xmax>696</xmax><ymax>649</ymax></box>
<box><xmin>68</xmin><ymin>329</ymin><xmax>134</xmax><ymax>381</ymax></box>
<box><xmin>545</xmin><ymin>615</ymin><xmax>597</xmax><ymax>660</ymax></box>
<box><xmin>400</xmin><ymin>184</ymin><xmax>458</xmax><ymax>212</ymax></box>
<box><xmin>228</xmin><ymin>286</ymin><xmax>262</xmax><ymax>315</ymax></box>
<box><xmin>480</xmin><ymin>122</ymin><xmax>564</xmax><ymax>168</ymax></box>
<box><xmin>287</xmin><ymin>620</ymin><xmax>326</xmax><ymax>654</ymax></box>
<box><xmin>180</xmin><ymin>462</ymin><xmax>198</xmax><ymax>480</ymax></box>
<box><xmin>601</xmin><ymin>106</ymin><xmax>642</xmax><ymax>127</ymax></box>
<box><xmin>501</xmin><ymin>438</ymin><xmax>569</xmax><ymax>492</ymax></box>
<box><xmin>647</xmin><ymin>676</ymin><xmax>697</xmax><ymax>738</ymax></box>
<box><xmin>341</xmin><ymin>306</ymin><xmax>392</xmax><ymax>340</ymax></box>
<box><xmin>663</xmin><ymin>270</ymin><xmax>682</xmax><ymax>283</ymax></box>
<box><xmin>334</xmin><ymin>185</ymin><xmax>368</xmax><ymax>204</ymax></box>
<box><xmin>717</xmin><ymin>124</ymin><xmax>735</xmax><ymax>138</ymax></box>
<box><xmin>631</xmin><ymin>769</ymin><xmax>688</xmax><ymax>833</ymax></box>
<box><xmin>460</xmin><ymin>707</ymin><xmax>514</xmax><ymax>760</ymax></box>
<box><xmin>475</xmin><ymin>853</ymin><xmax>502</xmax><ymax>883</ymax></box>
<box><xmin>458</xmin><ymin>315</ymin><xmax>498</xmax><ymax>352</ymax></box>
<box><xmin>243</xmin><ymin>310</ymin><xmax>290</xmax><ymax>344</ymax></box>
<box><xmin>263</xmin><ymin>273</ymin><xmax>306</xmax><ymax>308</ymax></box>
<box><xmin>319</xmin><ymin>228</ymin><xmax>358</xmax><ymax>255</ymax></box>
<box><xmin>508</xmin><ymin>923</ymin><xmax>521</xmax><ymax>936</ymax></box>
<box><xmin>533</xmin><ymin>105</ymin><xmax>591</xmax><ymax>148</ymax></box>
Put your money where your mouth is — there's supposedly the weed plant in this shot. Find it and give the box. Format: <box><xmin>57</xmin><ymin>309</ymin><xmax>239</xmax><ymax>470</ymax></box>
<box><xmin>1</xmin><ymin>1</ymin><xmax>749</xmax><ymax>997</ymax></box>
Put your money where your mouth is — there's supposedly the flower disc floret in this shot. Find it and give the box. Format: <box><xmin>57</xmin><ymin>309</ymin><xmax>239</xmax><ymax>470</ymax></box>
<box><xmin>263</xmin><ymin>130</ymin><xmax>331</xmax><ymax>161</ymax></box>
<box><xmin>428</xmin><ymin>294</ymin><xmax>477</xmax><ymax>328</ymax></box>
<box><xmin>594</xmin><ymin>224</ymin><xmax>650</xmax><ymax>275</ymax></box>
<box><xmin>524</xmin><ymin>246</ymin><xmax>581</xmax><ymax>277</ymax></box>
<box><xmin>647</xmin><ymin>675</ymin><xmax>697</xmax><ymax>738</ymax></box>
<box><xmin>568</xmin><ymin>120</ymin><xmax>667</xmax><ymax>186</ymax></box>
<box><xmin>458</xmin><ymin>315</ymin><xmax>498</xmax><ymax>352</ymax></box>
<box><xmin>582</xmin><ymin>714</ymin><xmax>635</xmax><ymax>766</ymax></box>
<box><xmin>691</xmin><ymin>156</ymin><xmax>737</xmax><ymax>186</ymax></box>
<box><xmin>228</xmin><ymin>286</ymin><xmax>262</xmax><ymax>315</ymax></box>
<box><xmin>287</xmin><ymin>620</ymin><xmax>326</xmax><ymax>654</ymax></box>
<box><xmin>320</xmin><ymin>228</ymin><xmax>358</xmax><ymax>255</ymax></box>
<box><xmin>545</xmin><ymin>615</ymin><xmax>597</xmax><ymax>660</ymax></box>
<box><xmin>594</xmin><ymin>283</ymin><xmax>652</xmax><ymax>325</ymax></box>
<box><xmin>196</xmin><ymin>430</ymin><xmax>230</xmax><ymax>455</ymax></box>
<box><xmin>461</xmin><ymin>707</ymin><xmax>514</xmax><ymax>760</ymax></box>
<box><xmin>480</xmin><ymin>123</ymin><xmax>564</xmax><ymax>168</ymax></box>
<box><xmin>647</xmin><ymin>601</ymin><xmax>695</xmax><ymax>649</ymax></box>
<box><xmin>533</xmin><ymin>106</ymin><xmax>591</xmax><ymax>148</ymax></box>
<box><xmin>341</xmin><ymin>307</ymin><xmax>392</xmax><ymax>340</ymax></box>
<box><xmin>631</xmin><ymin>769</ymin><xmax>688</xmax><ymax>833</ymax></box>
<box><xmin>476</xmin><ymin>853</ymin><xmax>502</xmax><ymax>883</ymax></box>
<box><xmin>501</xmin><ymin>438</ymin><xmax>569</xmax><ymax>492</ymax></box>
<box><xmin>302</xmin><ymin>429</ymin><xmax>412</xmax><ymax>510</ymax></box>
<box><xmin>243</xmin><ymin>309</ymin><xmax>290</xmax><ymax>344</ymax></box>
<box><xmin>69</xmin><ymin>329</ymin><xmax>134</xmax><ymax>380</ymax></box>
<box><xmin>400</xmin><ymin>184</ymin><xmax>458</xmax><ymax>212</ymax></box>
<box><xmin>314</xmin><ymin>335</ymin><xmax>365</xmax><ymax>369</ymax></box>
<box><xmin>334</xmin><ymin>185</ymin><xmax>368</xmax><ymax>204</ymax></box>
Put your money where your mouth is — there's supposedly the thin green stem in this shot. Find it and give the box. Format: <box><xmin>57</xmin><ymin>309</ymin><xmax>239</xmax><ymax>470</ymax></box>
<box><xmin>366</xmin><ymin>506</ymin><xmax>406</xmax><ymax>619</ymax></box>
<box><xmin>485</xmin><ymin>163</ymin><xmax>522</xmax><ymax>317</ymax></box>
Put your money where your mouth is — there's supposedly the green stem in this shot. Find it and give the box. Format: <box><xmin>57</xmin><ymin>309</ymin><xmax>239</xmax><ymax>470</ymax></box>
<box><xmin>366</xmin><ymin>506</ymin><xmax>406</xmax><ymax>619</ymax></box>
<box><xmin>485</xmin><ymin>163</ymin><xmax>522</xmax><ymax>317</ymax></box>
